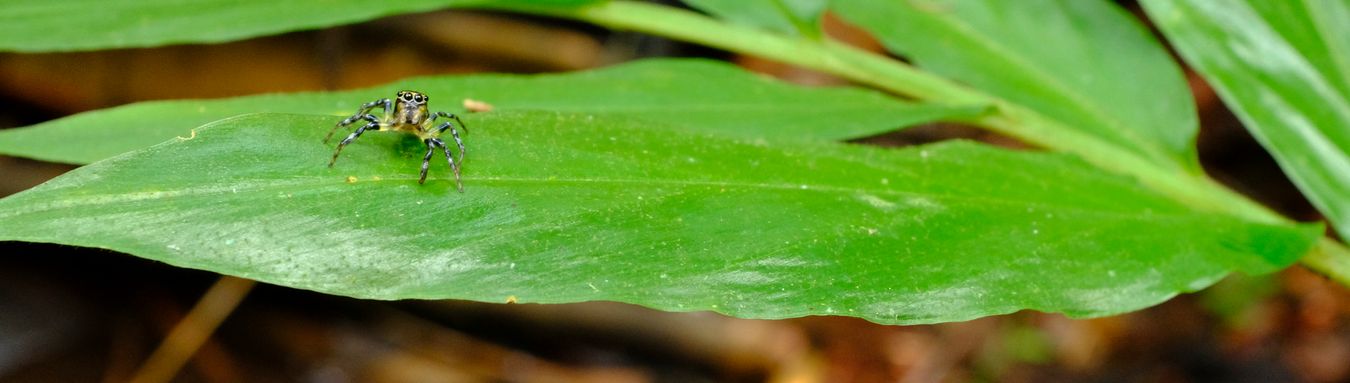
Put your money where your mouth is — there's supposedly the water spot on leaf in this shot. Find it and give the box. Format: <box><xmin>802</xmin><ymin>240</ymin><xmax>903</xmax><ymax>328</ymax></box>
<box><xmin>904</xmin><ymin>197</ymin><xmax>943</xmax><ymax>211</ymax></box>
<box><xmin>857</xmin><ymin>194</ymin><xmax>897</xmax><ymax>211</ymax></box>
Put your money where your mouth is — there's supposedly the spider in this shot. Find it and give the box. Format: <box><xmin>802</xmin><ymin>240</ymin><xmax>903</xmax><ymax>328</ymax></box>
<box><xmin>324</xmin><ymin>90</ymin><xmax>468</xmax><ymax>191</ymax></box>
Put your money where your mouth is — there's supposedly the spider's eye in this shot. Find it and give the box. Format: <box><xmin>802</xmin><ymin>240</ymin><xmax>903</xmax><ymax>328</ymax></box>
<box><xmin>414</xmin><ymin>95</ymin><xmax>424</xmax><ymax>103</ymax></box>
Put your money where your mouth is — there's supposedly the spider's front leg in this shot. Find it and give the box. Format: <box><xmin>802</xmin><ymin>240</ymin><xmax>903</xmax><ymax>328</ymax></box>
<box><xmin>420</xmin><ymin>138</ymin><xmax>463</xmax><ymax>192</ymax></box>
<box><xmin>328</xmin><ymin>120</ymin><xmax>380</xmax><ymax>168</ymax></box>
<box><xmin>418</xmin><ymin>142</ymin><xmax>437</xmax><ymax>184</ymax></box>
<box><xmin>324</xmin><ymin>98</ymin><xmax>391</xmax><ymax>143</ymax></box>
<box><xmin>430</xmin><ymin>111</ymin><xmax>467</xmax><ymax>163</ymax></box>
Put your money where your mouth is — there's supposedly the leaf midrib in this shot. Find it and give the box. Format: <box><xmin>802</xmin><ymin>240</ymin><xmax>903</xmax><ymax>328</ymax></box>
<box><xmin>3</xmin><ymin>174</ymin><xmax>1197</xmax><ymax>221</ymax></box>
<box><xmin>513</xmin><ymin>103</ymin><xmax>911</xmax><ymax>112</ymax></box>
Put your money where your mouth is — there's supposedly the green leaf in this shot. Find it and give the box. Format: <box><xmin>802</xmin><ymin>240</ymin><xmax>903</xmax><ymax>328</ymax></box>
<box><xmin>0</xmin><ymin>59</ymin><xmax>978</xmax><ymax>165</ymax></box>
<box><xmin>0</xmin><ymin>112</ymin><xmax>1318</xmax><ymax>324</ymax></box>
<box><xmin>682</xmin><ymin>0</ymin><xmax>829</xmax><ymax>38</ymax></box>
<box><xmin>832</xmin><ymin>0</ymin><xmax>1200</xmax><ymax>171</ymax></box>
<box><xmin>1141</xmin><ymin>1</ymin><xmax>1350</xmax><ymax>241</ymax></box>
<box><xmin>0</xmin><ymin>0</ymin><xmax>605</xmax><ymax>52</ymax></box>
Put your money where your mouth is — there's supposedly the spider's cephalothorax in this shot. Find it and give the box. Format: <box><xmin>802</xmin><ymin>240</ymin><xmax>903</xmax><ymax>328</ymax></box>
<box><xmin>324</xmin><ymin>90</ymin><xmax>469</xmax><ymax>192</ymax></box>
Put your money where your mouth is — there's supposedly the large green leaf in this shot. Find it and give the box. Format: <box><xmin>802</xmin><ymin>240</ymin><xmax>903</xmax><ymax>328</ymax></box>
<box><xmin>1141</xmin><ymin>1</ymin><xmax>1350</xmax><ymax>241</ymax></box>
<box><xmin>0</xmin><ymin>112</ymin><xmax>1318</xmax><ymax>324</ymax></box>
<box><xmin>682</xmin><ymin>0</ymin><xmax>829</xmax><ymax>38</ymax></box>
<box><xmin>832</xmin><ymin>0</ymin><xmax>1200</xmax><ymax>172</ymax></box>
<box><xmin>0</xmin><ymin>0</ymin><xmax>603</xmax><ymax>52</ymax></box>
<box><xmin>0</xmin><ymin>59</ymin><xmax>977</xmax><ymax>165</ymax></box>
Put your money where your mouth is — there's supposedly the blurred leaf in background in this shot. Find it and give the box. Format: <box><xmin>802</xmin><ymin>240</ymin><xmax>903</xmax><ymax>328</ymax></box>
<box><xmin>1142</xmin><ymin>0</ymin><xmax>1350</xmax><ymax>241</ymax></box>
<box><xmin>682</xmin><ymin>0</ymin><xmax>829</xmax><ymax>38</ymax></box>
<box><xmin>0</xmin><ymin>59</ymin><xmax>979</xmax><ymax>164</ymax></box>
<box><xmin>832</xmin><ymin>0</ymin><xmax>1201</xmax><ymax>172</ymax></box>
<box><xmin>0</xmin><ymin>0</ymin><xmax>606</xmax><ymax>52</ymax></box>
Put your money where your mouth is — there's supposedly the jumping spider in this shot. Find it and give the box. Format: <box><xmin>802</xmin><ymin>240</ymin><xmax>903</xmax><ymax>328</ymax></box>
<box><xmin>325</xmin><ymin>90</ymin><xmax>468</xmax><ymax>191</ymax></box>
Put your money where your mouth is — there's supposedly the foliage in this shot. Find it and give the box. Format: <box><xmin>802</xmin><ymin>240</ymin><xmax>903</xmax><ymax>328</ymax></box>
<box><xmin>1141</xmin><ymin>0</ymin><xmax>1350</xmax><ymax>243</ymax></box>
<box><xmin>0</xmin><ymin>0</ymin><xmax>1346</xmax><ymax>324</ymax></box>
<box><xmin>0</xmin><ymin>59</ymin><xmax>971</xmax><ymax>164</ymax></box>
<box><xmin>0</xmin><ymin>113</ymin><xmax>1317</xmax><ymax>324</ymax></box>
<box><xmin>0</xmin><ymin>0</ymin><xmax>603</xmax><ymax>52</ymax></box>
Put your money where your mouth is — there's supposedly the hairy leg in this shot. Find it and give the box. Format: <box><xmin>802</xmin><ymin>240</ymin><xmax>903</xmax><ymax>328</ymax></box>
<box><xmin>328</xmin><ymin>121</ymin><xmax>379</xmax><ymax>167</ymax></box>
<box><xmin>432</xmin><ymin>138</ymin><xmax>463</xmax><ymax>192</ymax></box>
<box><xmin>418</xmin><ymin>141</ymin><xmax>438</xmax><ymax>184</ymax></box>
<box><xmin>325</xmin><ymin>98</ymin><xmax>390</xmax><ymax>143</ymax></box>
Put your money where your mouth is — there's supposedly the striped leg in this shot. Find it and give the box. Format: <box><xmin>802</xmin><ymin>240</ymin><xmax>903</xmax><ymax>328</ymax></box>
<box><xmin>328</xmin><ymin>121</ymin><xmax>378</xmax><ymax>167</ymax></box>
<box><xmin>433</xmin><ymin>120</ymin><xmax>466</xmax><ymax>164</ymax></box>
<box><xmin>325</xmin><ymin>98</ymin><xmax>390</xmax><ymax>143</ymax></box>
<box><xmin>430</xmin><ymin>111</ymin><xmax>467</xmax><ymax>133</ymax></box>
<box><xmin>418</xmin><ymin>141</ymin><xmax>437</xmax><ymax>184</ymax></box>
<box><xmin>325</xmin><ymin>113</ymin><xmax>379</xmax><ymax>144</ymax></box>
<box><xmin>431</xmin><ymin>138</ymin><xmax>463</xmax><ymax>192</ymax></box>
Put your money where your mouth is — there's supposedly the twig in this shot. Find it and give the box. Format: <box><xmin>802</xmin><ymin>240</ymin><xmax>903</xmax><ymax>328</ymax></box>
<box><xmin>129</xmin><ymin>276</ymin><xmax>256</xmax><ymax>383</ymax></box>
